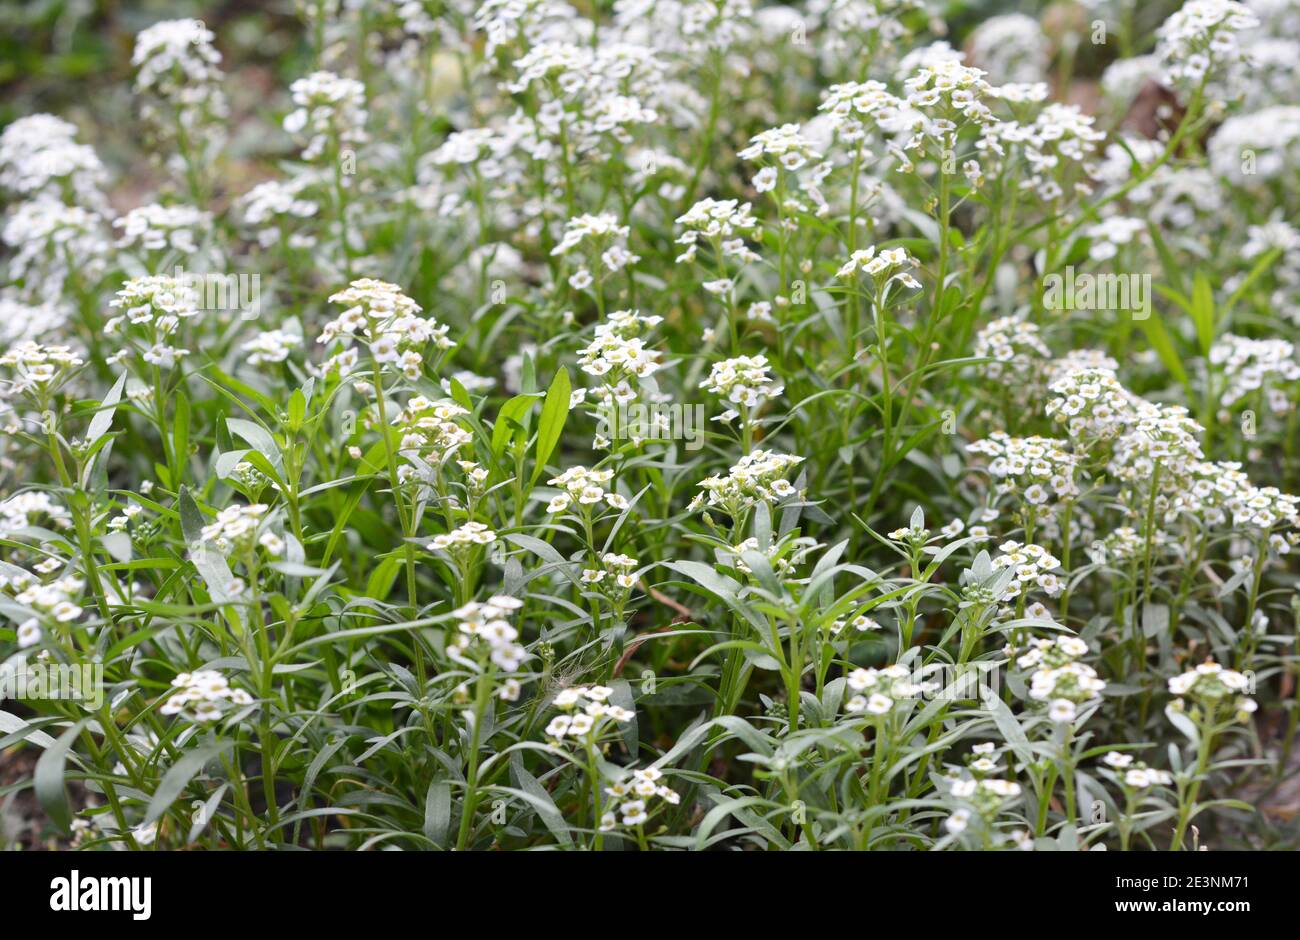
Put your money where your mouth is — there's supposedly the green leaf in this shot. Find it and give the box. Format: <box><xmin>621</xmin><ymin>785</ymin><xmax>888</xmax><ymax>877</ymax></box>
<box><xmin>1135</xmin><ymin>312</ymin><xmax>1190</xmax><ymax>390</ymax></box>
<box><xmin>85</xmin><ymin>370</ymin><xmax>127</xmax><ymax>445</ymax></box>
<box><xmin>509</xmin><ymin>755</ymin><xmax>571</xmax><ymax>847</ymax></box>
<box><xmin>227</xmin><ymin>417</ymin><xmax>282</xmax><ymax>466</ymax></box>
<box><xmin>491</xmin><ymin>394</ymin><xmax>540</xmax><ymax>459</ymax></box>
<box><xmin>530</xmin><ymin>367</ymin><xmax>571</xmax><ymax>486</ymax></box>
<box><xmin>145</xmin><ymin>741</ymin><xmax>236</xmax><ymax>826</ymax></box>
<box><xmin>423</xmin><ymin>778</ymin><xmax>452</xmax><ymax>848</ymax></box>
<box><xmin>984</xmin><ymin>693</ymin><xmax>1032</xmax><ymax>767</ymax></box>
<box><xmin>34</xmin><ymin>719</ymin><xmax>89</xmax><ymax>833</ymax></box>
<box><xmin>1190</xmin><ymin>272</ymin><xmax>1216</xmax><ymax>356</ymax></box>
<box><xmin>287</xmin><ymin>388</ymin><xmax>307</xmax><ymax>431</ymax></box>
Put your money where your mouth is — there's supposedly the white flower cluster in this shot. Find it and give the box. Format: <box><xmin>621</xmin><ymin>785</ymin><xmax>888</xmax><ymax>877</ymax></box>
<box><xmin>899</xmin><ymin>60</ymin><xmax>997</xmax><ymax>140</ymax></box>
<box><xmin>551</xmin><ymin>213</ymin><xmax>640</xmax><ymax>286</ymax></box>
<box><xmin>993</xmin><ymin>541</ymin><xmax>1064</xmax><ymax>598</ymax></box>
<box><xmin>601</xmin><ymin>766</ymin><xmax>680</xmax><ymax>831</ymax></box>
<box><xmin>1108</xmin><ymin>404</ymin><xmax>1206</xmax><ymax>488</ymax></box>
<box><xmin>1085</xmin><ymin>216</ymin><xmax>1145</xmax><ymax>261</ymax></box>
<box><xmin>835</xmin><ymin>245</ymin><xmax>921</xmax><ymax>288</ymax></box>
<box><xmin>449</xmin><ymin>595</ymin><xmax>527</xmax><ymax>687</ymax></box>
<box><xmin>238</xmin><ymin>176</ymin><xmax>320</xmax><ymax>248</ymax></box>
<box><xmin>318</xmin><ymin>278</ymin><xmax>453</xmax><ymax>380</ymax></box>
<box><xmin>1226</xmin><ymin>484</ymin><xmax>1300</xmax><ymax>535</ymax></box>
<box><xmin>966</xmin><ymin>13</ymin><xmax>1050</xmax><ymax>85</ymax></box>
<box><xmin>131</xmin><ymin>18</ymin><xmax>227</xmax><ymax>141</ymax></box>
<box><xmin>844</xmin><ymin>663</ymin><xmax>935</xmax><ymax>715</ymax></box>
<box><xmin>1209</xmin><ymin>106</ymin><xmax>1300</xmax><ymax>183</ymax></box>
<box><xmin>577</xmin><ymin>309</ymin><xmax>662</xmax><ymax>387</ymax></box>
<box><xmin>115</xmin><ymin>203</ymin><xmax>211</xmax><ymax>254</ymax></box>
<box><xmin>1208</xmin><ymin>333</ymin><xmax>1300</xmax><ymax>413</ymax></box>
<box><xmin>0</xmin><ymin>292</ymin><xmax>71</xmax><ymax>347</ymax></box>
<box><xmin>544</xmin><ymin>685</ymin><xmax>635</xmax><ymax>744</ymax></box>
<box><xmin>428</xmin><ymin>521</ymin><xmax>497</xmax><ymax>553</ymax></box>
<box><xmin>1045</xmin><ymin>367</ymin><xmax>1141</xmax><ymax>444</ymax></box>
<box><xmin>700</xmin><ymin>354</ymin><xmax>783</xmax><ymax>412</ymax></box>
<box><xmin>2</xmin><ymin>200</ymin><xmax>111</xmax><ymax>298</ymax></box>
<box><xmin>392</xmin><ymin>396</ymin><xmax>473</xmax><ymax>466</ymax></box>
<box><xmin>674</xmin><ymin>198</ymin><xmax>761</xmax><ymax>265</ymax></box>
<box><xmin>1154</xmin><ymin>0</ymin><xmax>1260</xmax><ymax>91</ymax></box>
<box><xmin>690</xmin><ymin>450</ymin><xmax>804</xmax><ymax>514</ymax></box>
<box><xmin>105</xmin><ymin>275</ymin><xmax>205</xmax><ymax>370</ymax></box>
<box><xmin>972</xmin><ymin>317</ymin><xmax>1051</xmax><ymax>383</ymax></box>
<box><xmin>1012</xmin><ymin>104</ymin><xmax>1107</xmax><ymax>202</ymax></box>
<box><xmin>1086</xmin><ymin>525</ymin><xmax>1146</xmax><ymax>565</ymax></box>
<box><xmin>1101</xmin><ymin>752</ymin><xmax>1174</xmax><ymax>789</ymax></box>
<box><xmin>738</xmin><ymin>122</ymin><xmax>823</xmax><ymax>173</ymax></box>
<box><xmin>160</xmin><ymin>670</ymin><xmax>254</xmax><ymax>723</ymax></box>
<box><xmin>1167</xmin><ymin>661</ymin><xmax>1256</xmax><ymax>721</ymax></box>
<box><xmin>241</xmin><ymin>329</ymin><xmax>302</xmax><ymax>365</ymax></box>
<box><xmin>1018</xmin><ymin>634</ymin><xmax>1105</xmax><ymax>722</ymax></box>
<box><xmin>199</xmin><ymin>504</ymin><xmax>272</xmax><ymax>555</ymax></box>
<box><xmin>966</xmin><ymin>433</ymin><xmax>1079</xmax><ymax>506</ymax></box>
<box><xmin>0</xmin><ymin>492</ymin><xmax>71</xmax><ymax>533</ymax></box>
<box><xmin>581</xmin><ymin>552</ymin><xmax>640</xmax><ymax>593</ymax></box>
<box><xmin>5</xmin><ymin>571</ymin><xmax>84</xmax><ymax>648</ymax></box>
<box><xmin>0</xmin><ymin>114</ymin><xmax>108</xmax><ymax>209</ymax></box>
<box><xmin>944</xmin><ymin>776</ymin><xmax>1024</xmax><ymax>836</ymax></box>
<box><xmin>0</xmin><ymin>341</ymin><xmax>84</xmax><ymax>395</ymax></box>
<box><xmin>283</xmin><ymin>71</ymin><xmax>368</xmax><ymax>161</ymax></box>
<box><xmin>818</xmin><ymin>80</ymin><xmax>902</xmax><ymax>140</ymax></box>
<box><xmin>546</xmin><ymin>466</ymin><xmax>627</xmax><ymax>514</ymax></box>
<box><xmin>474</xmin><ymin>0</ymin><xmax>582</xmax><ymax>57</ymax></box>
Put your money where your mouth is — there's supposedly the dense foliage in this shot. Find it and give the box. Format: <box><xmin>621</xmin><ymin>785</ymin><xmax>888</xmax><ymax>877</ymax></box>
<box><xmin>2</xmin><ymin>0</ymin><xmax>1299</xmax><ymax>851</ymax></box>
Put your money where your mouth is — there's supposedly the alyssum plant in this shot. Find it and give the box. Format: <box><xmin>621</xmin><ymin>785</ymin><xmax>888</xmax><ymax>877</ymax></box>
<box><xmin>0</xmin><ymin>0</ymin><xmax>1298</xmax><ymax>851</ymax></box>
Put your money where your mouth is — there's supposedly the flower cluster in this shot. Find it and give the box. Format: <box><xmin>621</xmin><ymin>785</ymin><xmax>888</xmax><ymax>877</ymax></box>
<box><xmin>546</xmin><ymin>466</ymin><xmax>626</xmax><ymax>514</ymax></box>
<box><xmin>551</xmin><ymin>213</ymin><xmax>639</xmax><ymax>287</ymax></box>
<box><xmin>115</xmin><ymin>203</ymin><xmax>211</xmax><ymax>254</ymax></box>
<box><xmin>576</xmin><ymin>309</ymin><xmax>662</xmax><ymax>390</ymax></box>
<box><xmin>199</xmin><ymin>504</ymin><xmax>273</xmax><ymax>556</ymax></box>
<box><xmin>1208</xmin><ymin>333</ymin><xmax>1300</xmax><ymax>414</ymax></box>
<box><xmin>967</xmin><ymin>433</ymin><xmax>1079</xmax><ymax>507</ymax></box>
<box><xmin>0</xmin><ymin>341</ymin><xmax>84</xmax><ymax>396</ymax></box>
<box><xmin>700</xmin><ymin>354</ymin><xmax>783</xmax><ymax>413</ymax></box>
<box><xmin>1154</xmin><ymin>0</ymin><xmax>1260</xmax><ymax>91</ymax></box>
<box><xmin>1018</xmin><ymin>634</ymin><xmax>1106</xmax><ymax>722</ymax></box>
<box><xmin>1045</xmin><ymin>367</ymin><xmax>1141</xmax><ymax>444</ymax></box>
<box><xmin>690</xmin><ymin>450</ymin><xmax>804</xmax><ymax>515</ymax></box>
<box><xmin>7</xmin><ymin>572</ymin><xmax>84</xmax><ymax>645</ymax></box>
<box><xmin>993</xmin><ymin>541</ymin><xmax>1064</xmax><ymax>599</ymax></box>
<box><xmin>544</xmin><ymin>685</ymin><xmax>635</xmax><ymax>744</ymax></box>
<box><xmin>1167</xmin><ymin>661</ymin><xmax>1256</xmax><ymax>722</ymax></box>
<box><xmin>283</xmin><ymin>71</ymin><xmax>368</xmax><ymax>160</ymax></box>
<box><xmin>1100</xmin><ymin>752</ymin><xmax>1174</xmax><ymax>790</ymax></box>
<box><xmin>972</xmin><ymin>317</ymin><xmax>1051</xmax><ymax>384</ymax></box>
<box><xmin>844</xmin><ymin>664</ymin><xmax>935</xmax><ymax>715</ymax></box>
<box><xmin>835</xmin><ymin>245</ymin><xmax>921</xmax><ymax>289</ymax></box>
<box><xmin>131</xmin><ymin>18</ymin><xmax>227</xmax><ymax>130</ymax></box>
<box><xmin>601</xmin><ymin>766</ymin><xmax>680</xmax><ymax>831</ymax></box>
<box><xmin>674</xmin><ymin>198</ymin><xmax>761</xmax><ymax>265</ymax></box>
<box><xmin>105</xmin><ymin>275</ymin><xmax>204</xmax><ymax>370</ymax></box>
<box><xmin>318</xmin><ymin>278</ymin><xmax>453</xmax><ymax>379</ymax></box>
<box><xmin>392</xmin><ymin>397</ymin><xmax>473</xmax><ymax>467</ymax></box>
<box><xmin>580</xmin><ymin>552</ymin><xmax>640</xmax><ymax>596</ymax></box>
<box><xmin>448</xmin><ymin>595</ymin><xmax>528</xmax><ymax>690</ymax></box>
<box><xmin>160</xmin><ymin>670</ymin><xmax>255</xmax><ymax>723</ymax></box>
